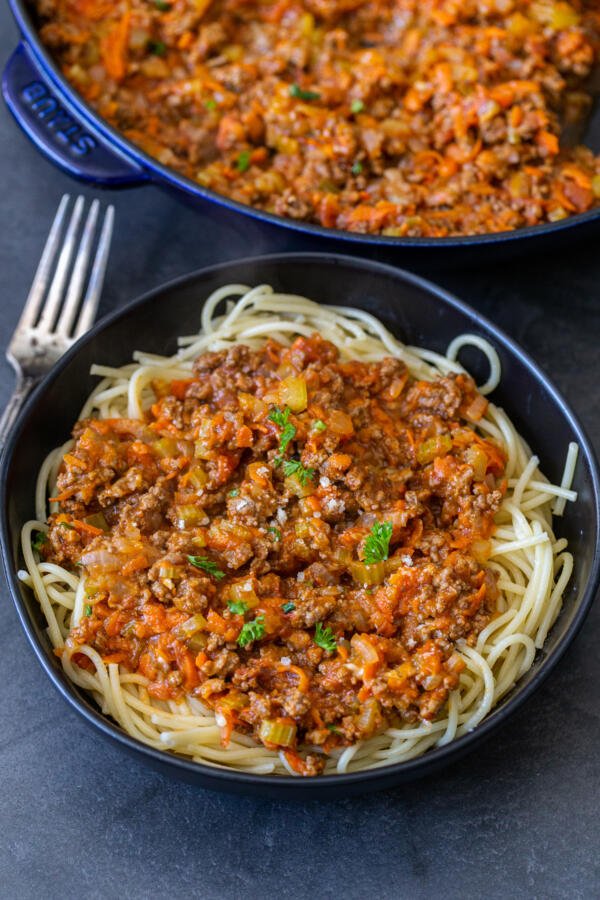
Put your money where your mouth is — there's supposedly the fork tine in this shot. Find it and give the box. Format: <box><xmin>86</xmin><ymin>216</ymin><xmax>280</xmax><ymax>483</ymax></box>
<box><xmin>56</xmin><ymin>199</ymin><xmax>100</xmax><ymax>337</ymax></box>
<box><xmin>37</xmin><ymin>195</ymin><xmax>85</xmax><ymax>333</ymax></box>
<box><xmin>74</xmin><ymin>204</ymin><xmax>115</xmax><ymax>338</ymax></box>
<box><xmin>17</xmin><ymin>194</ymin><xmax>71</xmax><ymax>329</ymax></box>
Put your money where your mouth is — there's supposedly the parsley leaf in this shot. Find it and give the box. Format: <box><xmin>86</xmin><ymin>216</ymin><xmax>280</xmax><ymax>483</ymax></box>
<box><xmin>312</xmin><ymin>419</ymin><xmax>326</xmax><ymax>432</ymax></box>
<box><xmin>289</xmin><ymin>83</ymin><xmax>321</xmax><ymax>102</ymax></box>
<box><xmin>236</xmin><ymin>150</ymin><xmax>251</xmax><ymax>172</ymax></box>
<box><xmin>229</xmin><ymin>488</ymin><xmax>240</xmax><ymax>497</ymax></box>
<box><xmin>314</xmin><ymin>622</ymin><xmax>337</xmax><ymax>652</ymax></box>
<box><xmin>326</xmin><ymin>723</ymin><xmax>341</xmax><ymax>734</ymax></box>
<box><xmin>147</xmin><ymin>39</ymin><xmax>166</xmax><ymax>56</ymax></box>
<box><xmin>84</xmin><ymin>604</ymin><xmax>93</xmax><ymax>617</ymax></box>
<box><xmin>281</xmin><ymin>601</ymin><xmax>295</xmax><ymax>614</ymax></box>
<box><xmin>350</xmin><ymin>99</ymin><xmax>364</xmax><ymax>114</ymax></box>
<box><xmin>351</xmin><ymin>161</ymin><xmax>363</xmax><ymax>175</ymax></box>
<box><xmin>228</xmin><ymin>599</ymin><xmax>248</xmax><ymax>616</ymax></box>
<box><xmin>269</xmin><ymin>406</ymin><xmax>290</xmax><ymax>428</ymax></box>
<box><xmin>31</xmin><ymin>532</ymin><xmax>47</xmax><ymax>553</ymax></box>
<box><xmin>282</xmin><ymin>458</ymin><xmax>315</xmax><ymax>485</ymax></box>
<box><xmin>237</xmin><ymin>614</ymin><xmax>265</xmax><ymax>647</ymax></box>
<box><xmin>187</xmin><ymin>555</ymin><xmax>226</xmax><ymax>580</ymax></box>
<box><xmin>269</xmin><ymin>406</ymin><xmax>297</xmax><ymax>460</ymax></box>
<box><xmin>268</xmin><ymin>526</ymin><xmax>281</xmax><ymax>540</ymax></box>
<box><xmin>205</xmin><ymin>98</ymin><xmax>217</xmax><ymax>111</ymax></box>
<box><xmin>58</xmin><ymin>521</ymin><xmax>75</xmax><ymax>530</ymax></box>
<box><xmin>363</xmin><ymin>520</ymin><xmax>393</xmax><ymax>564</ymax></box>
<box><xmin>154</xmin><ymin>0</ymin><xmax>171</xmax><ymax>10</ymax></box>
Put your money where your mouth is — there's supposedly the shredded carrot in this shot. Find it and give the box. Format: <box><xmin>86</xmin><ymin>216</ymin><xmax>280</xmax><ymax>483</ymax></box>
<box><xmin>99</xmin><ymin>12</ymin><xmax>131</xmax><ymax>83</ymax></box>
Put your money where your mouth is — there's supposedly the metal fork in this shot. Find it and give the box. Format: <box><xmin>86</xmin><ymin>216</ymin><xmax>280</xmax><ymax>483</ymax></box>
<box><xmin>0</xmin><ymin>194</ymin><xmax>114</xmax><ymax>453</ymax></box>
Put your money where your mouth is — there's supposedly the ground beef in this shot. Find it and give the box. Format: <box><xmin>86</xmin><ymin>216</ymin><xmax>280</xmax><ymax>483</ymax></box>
<box><xmin>46</xmin><ymin>334</ymin><xmax>505</xmax><ymax>768</ymax></box>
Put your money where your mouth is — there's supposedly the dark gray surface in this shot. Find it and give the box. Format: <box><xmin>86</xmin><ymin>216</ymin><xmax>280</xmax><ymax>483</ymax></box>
<box><xmin>1</xmin><ymin>9</ymin><xmax>599</xmax><ymax>900</ymax></box>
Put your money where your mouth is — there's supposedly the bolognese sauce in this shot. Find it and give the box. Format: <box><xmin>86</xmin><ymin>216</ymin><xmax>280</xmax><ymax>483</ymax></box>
<box><xmin>43</xmin><ymin>335</ymin><xmax>507</xmax><ymax>774</ymax></box>
<box><xmin>35</xmin><ymin>0</ymin><xmax>600</xmax><ymax>237</ymax></box>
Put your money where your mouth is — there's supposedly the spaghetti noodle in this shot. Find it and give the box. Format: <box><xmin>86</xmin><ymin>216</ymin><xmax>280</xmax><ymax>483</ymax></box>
<box><xmin>18</xmin><ymin>285</ymin><xmax>577</xmax><ymax>775</ymax></box>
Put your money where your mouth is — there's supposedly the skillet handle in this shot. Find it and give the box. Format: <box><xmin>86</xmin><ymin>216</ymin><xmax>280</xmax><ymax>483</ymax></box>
<box><xmin>2</xmin><ymin>42</ymin><xmax>148</xmax><ymax>187</ymax></box>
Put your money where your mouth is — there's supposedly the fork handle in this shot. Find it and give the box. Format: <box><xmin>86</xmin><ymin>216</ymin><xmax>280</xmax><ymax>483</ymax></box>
<box><xmin>0</xmin><ymin>375</ymin><xmax>37</xmax><ymax>455</ymax></box>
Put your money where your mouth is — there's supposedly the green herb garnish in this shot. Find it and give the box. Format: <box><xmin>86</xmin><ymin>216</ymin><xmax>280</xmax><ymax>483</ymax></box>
<box><xmin>237</xmin><ymin>614</ymin><xmax>265</xmax><ymax>647</ymax></box>
<box><xmin>84</xmin><ymin>604</ymin><xmax>93</xmax><ymax>617</ymax></box>
<box><xmin>31</xmin><ymin>532</ymin><xmax>47</xmax><ymax>553</ymax></box>
<box><xmin>205</xmin><ymin>98</ymin><xmax>217</xmax><ymax>110</ymax></box>
<box><xmin>363</xmin><ymin>520</ymin><xmax>393</xmax><ymax>564</ymax></box>
<box><xmin>351</xmin><ymin>161</ymin><xmax>363</xmax><ymax>175</ymax></box>
<box><xmin>154</xmin><ymin>0</ymin><xmax>171</xmax><ymax>10</ymax></box>
<box><xmin>289</xmin><ymin>83</ymin><xmax>321</xmax><ymax>102</ymax></box>
<box><xmin>229</xmin><ymin>488</ymin><xmax>240</xmax><ymax>497</ymax></box>
<box><xmin>147</xmin><ymin>39</ymin><xmax>167</xmax><ymax>56</ymax></box>
<box><xmin>282</xmin><ymin>458</ymin><xmax>315</xmax><ymax>485</ymax></box>
<box><xmin>314</xmin><ymin>622</ymin><xmax>337</xmax><ymax>652</ymax></box>
<box><xmin>312</xmin><ymin>419</ymin><xmax>326</xmax><ymax>432</ymax></box>
<box><xmin>350</xmin><ymin>99</ymin><xmax>364</xmax><ymax>114</ymax></box>
<box><xmin>268</xmin><ymin>526</ymin><xmax>281</xmax><ymax>540</ymax></box>
<box><xmin>187</xmin><ymin>555</ymin><xmax>225</xmax><ymax>580</ymax></box>
<box><xmin>281</xmin><ymin>602</ymin><xmax>295</xmax><ymax>614</ymax></box>
<box><xmin>228</xmin><ymin>600</ymin><xmax>248</xmax><ymax>615</ymax></box>
<box><xmin>58</xmin><ymin>521</ymin><xmax>76</xmax><ymax>530</ymax></box>
<box><xmin>236</xmin><ymin>150</ymin><xmax>251</xmax><ymax>172</ymax></box>
<box><xmin>326</xmin><ymin>723</ymin><xmax>341</xmax><ymax>734</ymax></box>
<box><xmin>269</xmin><ymin>406</ymin><xmax>296</xmax><ymax>460</ymax></box>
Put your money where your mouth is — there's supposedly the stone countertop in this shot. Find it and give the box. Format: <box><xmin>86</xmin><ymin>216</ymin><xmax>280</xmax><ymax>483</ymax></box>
<box><xmin>1</xmin><ymin>10</ymin><xmax>599</xmax><ymax>899</ymax></box>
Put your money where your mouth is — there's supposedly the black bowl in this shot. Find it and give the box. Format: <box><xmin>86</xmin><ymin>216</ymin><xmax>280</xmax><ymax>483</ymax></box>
<box><xmin>1</xmin><ymin>253</ymin><xmax>599</xmax><ymax>799</ymax></box>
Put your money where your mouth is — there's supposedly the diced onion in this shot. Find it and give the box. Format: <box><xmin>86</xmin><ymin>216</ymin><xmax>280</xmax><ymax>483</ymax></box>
<box><xmin>327</xmin><ymin>409</ymin><xmax>354</xmax><ymax>437</ymax></box>
<box><xmin>226</xmin><ymin>580</ymin><xmax>259</xmax><ymax>609</ymax></box>
<box><xmin>351</xmin><ymin>633</ymin><xmax>381</xmax><ymax>666</ymax></box>
<box><xmin>470</xmin><ymin>539</ymin><xmax>492</xmax><ymax>563</ymax></box>
<box><xmin>279</xmin><ymin>376</ymin><xmax>308</xmax><ymax>412</ymax></box>
<box><xmin>285</xmin><ymin>476</ymin><xmax>314</xmax><ymax>498</ymax></box>
<box><xmin>464</xmin><ymin>394</ymin><xmax>488</xmax><ymax>422</ymax></box>
<box><xmin>464</xmin><ymin>445</ymin><xmax>488</xmax><ymax>481</ymax></box>
<box><xmin>354</xmin><ymin>698</ymin><xmax>381</xmax><ymax>737</ymax></box>
<box><xmin>176</xmin><ymin>613</ymin><xmax>208</xmax><ymax>638</ymax></box>
<box><xmin>81</xmin><ymin>550</ymin><xmax>121</xmax><ymax>570</ymax></box>
<box><xmin>238</xmin><ymin>392</ymin><xmax>267</xmax><ymax>417</ymax></box>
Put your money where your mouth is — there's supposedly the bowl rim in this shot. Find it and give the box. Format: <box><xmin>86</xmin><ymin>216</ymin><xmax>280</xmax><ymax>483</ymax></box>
<box><xmin>7</xmin><ymin>0</ymin><xmax>600</xmax><ymax>250</ymax></box>
<box><xmin>1</xmin><ymin>251</ymin><xmax>599</xmax><ymax>790</ymax></box>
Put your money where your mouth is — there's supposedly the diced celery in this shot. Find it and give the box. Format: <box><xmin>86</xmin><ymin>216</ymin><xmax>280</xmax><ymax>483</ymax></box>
<box><xmin>153</xmin><ymin>436</ymin><xmax>178</xmax><ymax>458</ymax></box>
<box><xmin>84</xmin><ymin>512</ymin><xmax>109</xmax><ymax>532</ymax></box>
<box><xmin>416</xmin><ymin>433</ymin><xmax>452</xmax><ymax>465</ymax></box>
<box><xmin>348</xmin><ymin>560</ymin><xmax>386</xmax><ymax>585</ymax></box>
<box><xmin>259</xmin><ymin>718</ymin><xmax>297</xmax><ymax>747</ymax></box>
<box><xmin>177</xmin><ymin>613</ymin><xmax>208</xmax><ymax>638</ymax></box>
<box><xmin>176</xmin><ymin>505</ymin><xmax>207</xmax><ymax>529</ymax></box>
